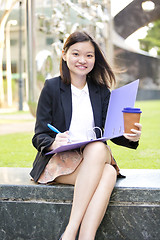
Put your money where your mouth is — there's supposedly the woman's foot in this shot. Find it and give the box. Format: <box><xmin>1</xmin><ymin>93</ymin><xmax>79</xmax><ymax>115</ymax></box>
<box><xmin>59</xmin><ymin>233</ymin><xmax>63</xmax><ymax>240</ymax></box>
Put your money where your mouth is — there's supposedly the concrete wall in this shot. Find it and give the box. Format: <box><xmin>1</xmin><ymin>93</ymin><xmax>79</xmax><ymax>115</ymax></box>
<box><xmin>0</xmin><ymin>168</ymin><xmax>160</xmax><ymax>240</ymax></box>
<box><xmin>114</xmin><ymin>0</ymin><xmax>160</xmax><ymax>39</ymax></box>
<box><xmin>114</xmin><ymin>46</ymin><xmax>160</xmax><ymax>99</ymax></box>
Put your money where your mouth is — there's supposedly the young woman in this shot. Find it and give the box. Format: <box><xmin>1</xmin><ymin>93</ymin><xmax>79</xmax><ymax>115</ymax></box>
<box><xmin>30</xmin><ymin>31</ymin><xmax>142</xmax><ymax>240</ymax></box>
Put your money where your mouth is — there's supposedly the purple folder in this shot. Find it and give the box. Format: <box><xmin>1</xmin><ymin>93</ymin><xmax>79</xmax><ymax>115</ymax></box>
<box><xmin>46</xmin><ymin>79</ymin><xmax>139</xmax><ymax>154</ymax></box>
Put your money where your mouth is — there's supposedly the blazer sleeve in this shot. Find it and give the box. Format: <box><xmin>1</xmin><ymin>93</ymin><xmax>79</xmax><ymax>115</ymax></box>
<box><xmin>111</xmin><ymin>135</ymin><xmax>139</xmax><ymax>149</ymax></box>
<box><xmin>32</xmin><ymin>79</ymin><xmax>57</xmax><ymax>154</ymax></box>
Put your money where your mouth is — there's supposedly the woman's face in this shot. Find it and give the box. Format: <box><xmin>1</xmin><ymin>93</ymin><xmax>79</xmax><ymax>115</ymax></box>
<box><xmin>63</xmin><ymin>41</ymin><xmax>95</xmax><ymax>81</ymax></box>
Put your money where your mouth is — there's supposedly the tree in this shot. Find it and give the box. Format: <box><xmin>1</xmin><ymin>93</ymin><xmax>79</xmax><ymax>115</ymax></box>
<box><xmin>139</xmin><ymin>19</ymin><xmax>160</xmax><ymax>56</ymax></box>
<box><xmin>0</xmin><ymin>0</ymin><xmax>19</xmax><ymax>106</ymax></box>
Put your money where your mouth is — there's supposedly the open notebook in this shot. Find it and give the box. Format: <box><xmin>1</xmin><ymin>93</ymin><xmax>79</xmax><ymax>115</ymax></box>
<box><xmin>46</xmin><ymin>79</ymin><xmax>139</xmax><ymax>154</ymax></box>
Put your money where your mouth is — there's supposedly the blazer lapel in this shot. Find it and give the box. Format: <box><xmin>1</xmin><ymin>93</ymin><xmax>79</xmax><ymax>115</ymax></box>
<box><xmin>60</xmin><ymin>81</ymin><xmax>72</xmax><ymax>130</ymax></box>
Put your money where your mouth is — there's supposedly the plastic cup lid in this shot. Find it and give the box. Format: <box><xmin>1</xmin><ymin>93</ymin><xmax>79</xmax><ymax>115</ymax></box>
<box><xmin>122</xmin><ymin>107</ymin><xmax>142</xmax><ymax>113</ymax></box>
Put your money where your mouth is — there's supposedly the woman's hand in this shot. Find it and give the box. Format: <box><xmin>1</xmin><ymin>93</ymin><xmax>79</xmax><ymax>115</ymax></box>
<box><xmin>123</xmin><ymin>123</ymin><xmax>142</xmax><ymax>142</ymax></box>
<box><xmin>49</xmin><ymin>131</ymin><xmax>70</xmax><ymax>150</ymax></box>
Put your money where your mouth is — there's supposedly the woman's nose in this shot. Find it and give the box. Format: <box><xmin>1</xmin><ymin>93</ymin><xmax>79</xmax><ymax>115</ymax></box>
<box><xmin>78</xmin><ymin>56</ymin><xmax>86</xmax><ymax>64</ymax></box>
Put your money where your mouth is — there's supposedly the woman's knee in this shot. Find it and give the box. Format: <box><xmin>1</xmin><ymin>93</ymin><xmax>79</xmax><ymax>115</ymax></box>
<box><xmin>83</xmin><ymin>142</ymin><xmax>111</xmax><ymax>165</ymax></box>
<box><xmin>104</xmin><ymin>164</ymin><xmax>117</xmax><ymax>180</ymax></box>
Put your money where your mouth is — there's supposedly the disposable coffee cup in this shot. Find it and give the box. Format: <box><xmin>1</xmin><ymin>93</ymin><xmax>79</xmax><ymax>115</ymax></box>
<box><xmin>122</xmin><ymin>107</ymin><xmax>142</xmax><ymax>134</ymax></box>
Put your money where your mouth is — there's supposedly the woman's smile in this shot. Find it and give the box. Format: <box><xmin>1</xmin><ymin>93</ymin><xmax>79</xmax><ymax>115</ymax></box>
<box><xmin>76</xmin><ymin>65</ymin><xmax>87</xmax><ymax>69</ymax></box>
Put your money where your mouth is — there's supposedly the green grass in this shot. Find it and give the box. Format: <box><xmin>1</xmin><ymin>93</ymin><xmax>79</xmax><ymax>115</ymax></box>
<box><xmin>0</xmin><ymin>100</ymin><xmax>160</xmax><ymax>169</ymax></box>
<box><xmin>0</xmin><ymin>133</ymin><xmax>36</xmax><ymax>168</ymax></box>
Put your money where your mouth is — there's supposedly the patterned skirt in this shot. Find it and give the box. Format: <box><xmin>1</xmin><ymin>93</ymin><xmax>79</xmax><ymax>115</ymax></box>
<box><xmin>38</xmin><ymin>146</ymin><xmax>120</xmax><ymax>184</ymax></box>
<box><xmin>38</xmin><ymin>150</ymin><xmax>83</xmax><ymax>184</ymax></box>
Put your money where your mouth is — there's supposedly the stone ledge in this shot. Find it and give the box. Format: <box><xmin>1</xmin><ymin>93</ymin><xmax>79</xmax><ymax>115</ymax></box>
<box><xmin>0</xmin><ymin>182</ymin><xmax>160</xmax><ymax>204</ymax></box>
<box><xmin>0</xmin><ymin>168</ymin><xmax>160</xmax><ymax>240</ymax></box>
<box><xmin>0</xmin><ymin>168</ymin><xmax>160</xmax><ymax>203</ymax></box>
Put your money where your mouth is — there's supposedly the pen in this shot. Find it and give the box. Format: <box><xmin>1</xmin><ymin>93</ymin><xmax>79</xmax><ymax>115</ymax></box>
<box><xmin>47</xmin><ymin>124</ymin><xmax>61</xmax><ymax>134</ymax></box>
<box><xmin>47</xmin><ymin>124</ymin><xmax>72</xmax><ymax>143</ymax></box>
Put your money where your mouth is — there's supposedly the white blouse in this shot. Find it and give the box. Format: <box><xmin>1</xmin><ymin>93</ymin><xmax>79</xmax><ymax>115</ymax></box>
<box><xmin>69</xmin><ymin>83</ymin><xmax>95</xmax><ymax>142</ymax></box>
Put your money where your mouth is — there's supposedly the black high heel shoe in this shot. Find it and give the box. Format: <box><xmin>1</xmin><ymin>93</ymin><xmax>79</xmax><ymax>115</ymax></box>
<box><xmin>59</xmin><ymin>233</ymin><xmax>63</xmax><ymax>240</ymax></box>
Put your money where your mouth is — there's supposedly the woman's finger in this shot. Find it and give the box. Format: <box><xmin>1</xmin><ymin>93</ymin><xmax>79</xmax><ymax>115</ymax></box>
<box><xmin>134</xmin><ymin>123</ymin><xmax>142</xmax><ymax>131</ymax></box>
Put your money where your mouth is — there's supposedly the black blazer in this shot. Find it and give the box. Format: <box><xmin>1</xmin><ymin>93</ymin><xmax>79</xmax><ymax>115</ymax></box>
<box><xmin>30</xmin><ymin>76</ymin><xmax>138</xmax><ymax>182</ymax></box>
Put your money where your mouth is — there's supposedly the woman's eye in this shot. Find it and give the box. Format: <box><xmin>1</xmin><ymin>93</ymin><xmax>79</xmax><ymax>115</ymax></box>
<box><xmin>87</xmin><ymin>54</ymin><xmax>93</xmax><ymax>58</ymax></box>
<box><xmin>73</xmin><ymin>53</ymin><xmax>79</xmax><ymax>56</ymax></box>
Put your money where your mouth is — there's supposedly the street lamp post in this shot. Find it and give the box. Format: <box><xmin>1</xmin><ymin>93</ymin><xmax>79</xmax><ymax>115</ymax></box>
<box><xmin>19</xmin><ymin>0</ymin><xmax>23</xmax><ymax>111</ymax></box>
<box><xmin>6</xmin><ymin>20</ymin><xmax>17</xmax><ymax>107</ymax></box>
<box><xmin>26</xmin><ymin>0</ymin><xmax>37</xmax><ymax>116</ymax></box>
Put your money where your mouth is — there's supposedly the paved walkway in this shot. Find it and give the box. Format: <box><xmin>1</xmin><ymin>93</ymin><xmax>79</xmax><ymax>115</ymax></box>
<box><xmin>0</xmin><ymin>111</ymin><xmax>35</xmax><ymax>135</ymax></box>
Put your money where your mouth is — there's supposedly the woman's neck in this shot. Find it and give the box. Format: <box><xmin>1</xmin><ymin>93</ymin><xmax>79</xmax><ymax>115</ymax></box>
<box><xmin>71</xmin><ymin>75</ymin><xmax>87</xmax><ymax>90</ymax></box>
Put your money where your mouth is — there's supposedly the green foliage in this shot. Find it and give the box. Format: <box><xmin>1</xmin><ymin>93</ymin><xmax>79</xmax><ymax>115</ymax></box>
<box><xmin>139</xmin><ymin>20</ymin><xmax>160</xmax><ymax>55</ymax></box>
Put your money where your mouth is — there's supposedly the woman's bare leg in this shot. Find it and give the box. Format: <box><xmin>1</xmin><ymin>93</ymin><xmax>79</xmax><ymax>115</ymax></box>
<box><xmin>55</xmin><ymin>142</ymin><xmax>113</xmax><ymax>240</ymax></box>
<box><xmin>78</xmin><ymin>164</ymin><xmax>117</xmax><ymax>240</ymax></box>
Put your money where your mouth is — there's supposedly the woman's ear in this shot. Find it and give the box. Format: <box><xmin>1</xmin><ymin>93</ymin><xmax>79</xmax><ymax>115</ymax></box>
<box><xmin>62</xmin><ymin>50</ymin><xmax>66</xmax><ymax>61</ymax></box>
